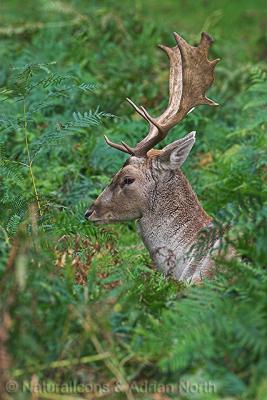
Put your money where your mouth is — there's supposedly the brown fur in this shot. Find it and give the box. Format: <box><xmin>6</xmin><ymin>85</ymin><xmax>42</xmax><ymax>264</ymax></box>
<box><xmin>85</xmin><ymin>135</ymin><xmax>222</xmax><ymax>283</ymax></box>
<box><xmin>85</xmin><ymin>32</ymin><xmax>222</xmax><ymax>283</ymax></box>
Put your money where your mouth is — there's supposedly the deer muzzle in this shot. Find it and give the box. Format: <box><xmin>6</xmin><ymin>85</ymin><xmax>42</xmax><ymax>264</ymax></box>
<box><xmin>84</xmin><ymin>201</ymin><xmax>114</xmax><ymax>223</ymax></box>
<box><xmin>84</xmin><ymin>208</ymin><xmax>96</xmax><ymax>220</ymax></box>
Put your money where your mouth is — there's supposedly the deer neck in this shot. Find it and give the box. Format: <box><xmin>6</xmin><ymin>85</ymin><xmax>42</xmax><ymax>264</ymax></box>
<box><xmin>137</xmin><ymin>169</ymin><xmax>212</xmax><ymax>281</ymax></box>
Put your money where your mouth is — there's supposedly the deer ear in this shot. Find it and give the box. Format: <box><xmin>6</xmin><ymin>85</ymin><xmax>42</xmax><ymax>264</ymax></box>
<box><xmin>158</xmin><ymin>131</ymin><xmax>196</xmax><ymax>170</ymax></box>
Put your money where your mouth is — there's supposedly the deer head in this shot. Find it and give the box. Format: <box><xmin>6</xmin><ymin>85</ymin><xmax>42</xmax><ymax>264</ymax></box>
<box><xmin>85</xmin><ymin>32</ymin><xmax>219</xmax><ymax>226</ymax></box>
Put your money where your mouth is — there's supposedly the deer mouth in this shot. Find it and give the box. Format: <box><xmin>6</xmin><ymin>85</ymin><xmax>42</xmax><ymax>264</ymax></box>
<box><xmin>85</xmin><ymin>210</ymin><xmax>120</xmax><ymax>224</ymax></box>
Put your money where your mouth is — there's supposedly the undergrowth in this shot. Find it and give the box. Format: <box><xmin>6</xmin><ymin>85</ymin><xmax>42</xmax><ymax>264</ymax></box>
<box><xmin>0</xmin><ymin>1</ymin><xmax>267</xmax><ymax>399</ymax></box>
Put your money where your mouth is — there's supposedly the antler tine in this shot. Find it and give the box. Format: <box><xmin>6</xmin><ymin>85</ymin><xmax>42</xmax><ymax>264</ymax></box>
<box><xmin>104</xmin><ymin>135</ymin><xmax>134</xmax><ymax>155</ymax></box>
<box><xmin>121</xmin><ymin>141</ymin><xmax>135</xmax><ymax>154</ymax></box>
<box><xmin>104</xmin><ymin>31</ymin><xmax>219</xmax><ymax>157</ymax></box>
<box><xmin>126</xmin><ymin>98</ymin><xmax>163</xmax><ymax>132</ymax></box>
<box><xmin>126</xmin><ymin>98</ymin><xmax>147</xmax><ymax>121</ymax></box>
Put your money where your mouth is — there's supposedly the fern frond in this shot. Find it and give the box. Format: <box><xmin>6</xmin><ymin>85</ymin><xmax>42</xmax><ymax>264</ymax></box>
<box><xmin>31</xmin><ymin>109</ymin><xmax>115</xmax><ymax>156</ymax></box>
<box><xmin>6</xmin><ymin>214</ymin><xmax>22</xmax><ymax>235</ymax></box>
<box><xmin>79</xmin><ymin>83</ymin><xmax>98</xmax><ymax>92</ymax></box>
<box><xmin>0</xmin><ymin>115</ymin><xmax>21</xmax><ymax>132</ymax></box>
<box><xmin>248</xmin><ymin>66</ymin><xmax>267</xmax><ymax>86</ymax></box>
<box><xmin>70</xmin><ymin>110</ymin><xmax>113</xmax><ymax>129</ymax></box>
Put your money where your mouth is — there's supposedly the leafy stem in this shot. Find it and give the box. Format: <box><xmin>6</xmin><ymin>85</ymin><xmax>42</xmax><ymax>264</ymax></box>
<box><xmin>23</xmin><ymin>98</ymin><xmax>42</xmax><ymax>216</ymax></box>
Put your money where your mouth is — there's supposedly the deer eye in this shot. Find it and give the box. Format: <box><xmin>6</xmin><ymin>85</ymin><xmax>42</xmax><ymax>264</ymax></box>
<box><xmin>122</xmin><ymin>177</ymin><xmax>135</xmax><ymax>186</ymax></box>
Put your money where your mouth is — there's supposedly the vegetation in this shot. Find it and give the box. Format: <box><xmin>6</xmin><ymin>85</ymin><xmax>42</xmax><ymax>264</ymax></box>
<box><xmin>0</xmin><ymin>1</ymin><xmax>267</xmax><ymax>399</ymax></box>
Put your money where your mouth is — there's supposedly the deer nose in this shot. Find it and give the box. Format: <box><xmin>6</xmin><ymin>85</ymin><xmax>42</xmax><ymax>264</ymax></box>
<box><xmin>84</xmin><ymin>209</ymin><xmax>94</xmax><ymax>220</ymax></box>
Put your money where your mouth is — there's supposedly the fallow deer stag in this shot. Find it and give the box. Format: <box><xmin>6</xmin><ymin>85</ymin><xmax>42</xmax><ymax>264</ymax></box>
<box><xmin>85</xmin><ymin>32</ymin><xmax>221</xmax><ymax>283</ymax></box>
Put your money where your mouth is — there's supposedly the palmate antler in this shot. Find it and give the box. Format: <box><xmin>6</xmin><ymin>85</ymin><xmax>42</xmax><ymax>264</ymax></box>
<box><xmin>105</xmin><ymin>32</ymin><xmax>219</xmax><ymax>157</ymax></box>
